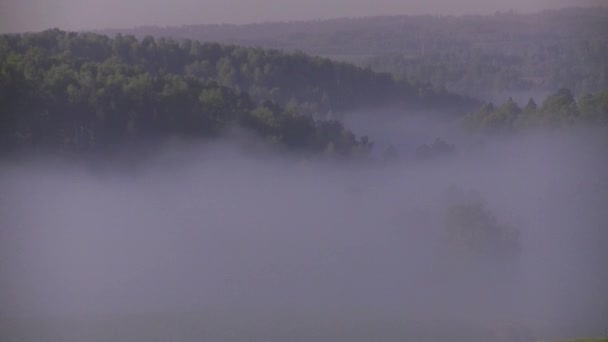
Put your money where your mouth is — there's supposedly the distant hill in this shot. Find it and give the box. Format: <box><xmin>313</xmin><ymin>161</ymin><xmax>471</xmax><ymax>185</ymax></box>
<box><xmin>98</xmin><ymin>7</ymin><xmax>608</xmax><ymax>99</ymax></box>
<box><xmin>98</xmin><ymin>7</ymin><xmax>608</xmax><ymax>57</ymax></box>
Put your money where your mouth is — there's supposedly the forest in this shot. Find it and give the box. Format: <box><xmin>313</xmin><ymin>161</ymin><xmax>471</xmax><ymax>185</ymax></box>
<box><xmin>102</xmin><ymin>7</ymin><xmax>608</xmax><ymax>100</ymax></box>
<box><xmin>0</xmin><ymin>29</ymin><xmax>479</xmax><ymax>154</ymax></box>
<box><xmin>2</xmin><ymin>28</ymin><xmax>607</xmax><ymax>155</ymax></box>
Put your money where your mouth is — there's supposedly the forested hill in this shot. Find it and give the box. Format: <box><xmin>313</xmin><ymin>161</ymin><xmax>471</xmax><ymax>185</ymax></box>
<box><xmin>99</xmin><ymin>7</ymin><xmax>608</xmax><ymax>57</ymax></box>
<box><xmin>0</xmin><ymin>30</ymin><xmax>385</xmax><ymax>156</ymax></box>
<box><xmin>100</xmin><ymin>7</ymin><xmax>608</xmax><ymax>98</ymax></box>
<box><xmin>1</xmin><ymin>29</ymin><xmax>476</xmax><ymax>121</ymax></box>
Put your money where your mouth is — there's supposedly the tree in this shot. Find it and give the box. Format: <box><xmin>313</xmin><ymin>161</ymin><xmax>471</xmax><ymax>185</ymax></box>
<box><xmin>539</xmin><ymin>88</ymin><xmax>579</xmax><ymax>126</ymax></box>
<box><xmin>578</xmin><ymin>90</ymin><xmax>608</xmax><ymax>124</ymax></box>
<box><xmin>480</xmin><ymin>97</ymin><xmax>520</xmax><ymax>133</ymax></box>
<box><xmin>442</xmin><ymin>188</ymin><xmax>520</xmax><ymax>267</ymax></box>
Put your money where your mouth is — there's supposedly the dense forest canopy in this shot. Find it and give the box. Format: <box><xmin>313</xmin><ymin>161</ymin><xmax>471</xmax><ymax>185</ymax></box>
<box><xmin>0</xmin><ymin>30</ymin><xmax>394</xmax><ymax>155</ymax></box>
<box><xmin>2</xmin><ymin>29</ymin><xmax>476</xmax><ymax>117</ymax></box>
<box><xmin>101</xmin><ymin>7</ymin><xmax>608</xmax><ymax>99</ymax></box>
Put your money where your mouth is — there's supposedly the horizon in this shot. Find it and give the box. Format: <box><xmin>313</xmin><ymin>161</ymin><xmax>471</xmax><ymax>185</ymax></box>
<box><xmin>1</xmin><ymin>0</ymin><xmax>604</xmax><ymax>34</ymax></box>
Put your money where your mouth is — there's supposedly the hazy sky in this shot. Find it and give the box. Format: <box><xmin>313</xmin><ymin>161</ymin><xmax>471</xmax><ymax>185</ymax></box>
<box><xmin>0</xmin><ymin>0</ymin><xmax>593</xmax><ymax>33</ymax></box>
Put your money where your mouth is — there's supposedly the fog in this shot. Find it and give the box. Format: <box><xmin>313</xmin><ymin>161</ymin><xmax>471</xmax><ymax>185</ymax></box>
<box><xmin>0</xmin><ymin>0</ymin><xmax>596</xmax><ymax>33</ymax></box>
<box><xmin>1</xmin><ymin>128</ymin><xmax>607</xmax><ymax>341</ymax></box>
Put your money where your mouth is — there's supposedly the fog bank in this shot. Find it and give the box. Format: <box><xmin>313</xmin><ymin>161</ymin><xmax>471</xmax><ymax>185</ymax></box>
<box><xmin>1</xmin><ymin>131</ymin><xmax>607</xmax><ymax>341</ymax></box>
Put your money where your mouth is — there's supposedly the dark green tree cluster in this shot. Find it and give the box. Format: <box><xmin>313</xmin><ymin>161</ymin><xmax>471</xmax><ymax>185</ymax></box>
<box><xmin>0</xmin><ymin>30</ymin><xmax>374</xmax><ymax>155</ymax></box>
<box><xmin>463</xmin><ymin>88</ymin><xmax>608</xmax><ymax>134</ymax></box>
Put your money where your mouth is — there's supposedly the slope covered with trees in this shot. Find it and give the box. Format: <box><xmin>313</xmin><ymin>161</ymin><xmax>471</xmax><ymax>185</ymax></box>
<box><xmin>3</xmin><ymin>29</ymin><xmax>475</xmax><ymax>119</ymax></box>
<box><xmin>0</xmin><ymin>30</ymin><xmax>380</xmax><ymax>156</ymax></box>
<box><xmin>2</xmin><ymin>28</ymin><xmax>604</xmax><ymax>155</ymax></box>
<box><xmin>102</xmin><ymin>7</ymin><xmax>608</xmax><ymax>99</ymax></box>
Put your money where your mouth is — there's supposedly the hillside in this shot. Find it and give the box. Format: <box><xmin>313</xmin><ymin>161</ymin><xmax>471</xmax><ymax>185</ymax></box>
<box><xmin>0</xmin><ymin>30</ymin><xmax>385</xmax><ymax>155</ymax></box>
<box><xmin>99</xmin><ymin>7</ymin><xmax>608</xmax><ymax>99</ymax></box>
<box><xmin>6</xmin><ymin>29</ymin><xmax>476</xmax><ymax>119</ymax></box>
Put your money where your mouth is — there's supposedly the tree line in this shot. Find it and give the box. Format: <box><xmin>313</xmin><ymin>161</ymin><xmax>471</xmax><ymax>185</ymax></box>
<box><xmin>463</xmin><ymin>88</ymin><xmax>608</xmax><ymax>134</ymax></box>
<box><xmin>0</xmin><ymin>30</ymin><xmax>383</xmax><ymax>156</ymax></box>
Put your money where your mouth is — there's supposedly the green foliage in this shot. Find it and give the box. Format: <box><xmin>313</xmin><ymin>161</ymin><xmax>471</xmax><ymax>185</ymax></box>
<box><xmin>1</xmin><ymin>29</ymin><xmax>476</xmax><ymax>123</ymax></box>
<box><xmin>578</xmin><ymin>91</ymin><xmax>608</xmax><ymax>124</ymax></box>
<box><xmin>0</xmin><ymin>30</ymin><xmax>375</xmax><ymax>156</ymax></box>
<box><xmin>463</xmin><ymin>88</ymin><xmax>608</xmax><ymax>133</ymax></box>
